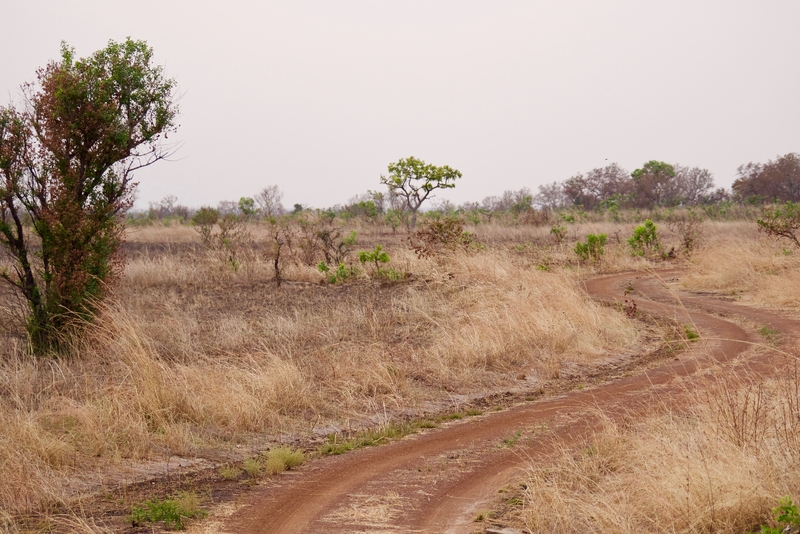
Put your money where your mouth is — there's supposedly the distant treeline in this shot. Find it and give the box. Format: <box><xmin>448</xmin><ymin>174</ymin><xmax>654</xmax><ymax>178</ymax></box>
<box><xmin>132</xmin><ymin>152</ymin><xmax>800</xmax><ymax>224</ymax></box>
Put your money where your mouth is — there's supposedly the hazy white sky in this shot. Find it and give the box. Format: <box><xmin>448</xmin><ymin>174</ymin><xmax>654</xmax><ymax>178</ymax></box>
<box><xmin>2</xmin><ymin>1</ymin><xmax>799</xmax><ymax>210</ymax></box>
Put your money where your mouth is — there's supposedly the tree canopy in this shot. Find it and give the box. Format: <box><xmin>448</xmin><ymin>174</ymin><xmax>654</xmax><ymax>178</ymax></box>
<box><xmin>733</xmin><ymin>153</ymin><xmax>800</xmax><ymax>203</ymax></box>
<box><xmin>380</xmin><ymin>156</ymin><xmax>461</xmax><ymax>229</ymax></box>
<box><xmin>0</xmin><ymin>38</ymin><xmax>178</xmax><ymax>352</ymax></box>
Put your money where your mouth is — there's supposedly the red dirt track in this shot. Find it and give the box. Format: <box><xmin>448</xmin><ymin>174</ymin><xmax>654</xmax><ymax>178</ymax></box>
<box><xmin>222</xmin><ymin>270</ymin><xmax>798</xmax><ymax>533</ymax></box>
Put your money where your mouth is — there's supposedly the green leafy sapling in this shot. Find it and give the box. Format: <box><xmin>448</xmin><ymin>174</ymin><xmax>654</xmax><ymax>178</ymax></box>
<box><xmin>358</xmin><ymin>245</ymin><xmax>390</xmax><ymax>271</ymax></box>
<box><xmin>574</xmin><ymin>233</ymin><xmax>607</xmax><ymax>263</ymax></box>
<box><xmin>628</xmin><ymin>219</ymin><xmax>660</xmax><ymax>256</ymax></box>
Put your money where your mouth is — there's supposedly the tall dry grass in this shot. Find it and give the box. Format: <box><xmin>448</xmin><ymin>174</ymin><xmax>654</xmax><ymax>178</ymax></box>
<box><xmin>519</xmin><ymin>220</ymin><xmax>800</xmax><ymax>533</ymax></box>
<box><xmin>0</xmin><ymin>222</ymin><xmax>640</xmax><ymax>516</ymax></box>
<box><xmin>522</xmin><ymin>367</ymin><xmax>800</xmax><ymax>533</ymax></box>
<box><xmin>682</xmin><ymin>221</ymin><xmax>800</xmax><ymax>309</ymax></box>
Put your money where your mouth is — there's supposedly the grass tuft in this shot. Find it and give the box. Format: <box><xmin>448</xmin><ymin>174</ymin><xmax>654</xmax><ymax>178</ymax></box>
<box><xmin>264</xmin><ymin>446</ymin><xmax>306</xmax><ymax>475</ymax></box>
<box><xmin>129</xmin><ymin>491</ymin><xmax>207</xmax><ymax>530</ymax></box>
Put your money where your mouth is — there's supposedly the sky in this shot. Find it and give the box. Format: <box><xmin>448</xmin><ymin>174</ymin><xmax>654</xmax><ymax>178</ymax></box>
<box><xmin>2</xmin><ymin>1</ymin><xmax>799</xmax><ymax>210</ymax></box>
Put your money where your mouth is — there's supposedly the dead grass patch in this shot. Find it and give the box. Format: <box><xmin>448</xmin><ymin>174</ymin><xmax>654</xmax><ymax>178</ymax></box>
<box><xmin>682</xmin><ymin>221</ymin><xmax>800</xmax><ymax>309</ymax></box>
<box><xmin>0</xmin><ymin>219</ymin><xmax>695</xmax><ymax>517</ymax></box>
<box><xmin>522</xmin><ymin>366</ymin><xmax>800</xmax><ymax>533</ymax></box>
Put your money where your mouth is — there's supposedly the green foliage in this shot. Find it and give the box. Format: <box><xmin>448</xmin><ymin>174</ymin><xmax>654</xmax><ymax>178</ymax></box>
<box><xmin>191</xmin><ymin>207</ymin><xmax>219</xmax><ymax>245</ymax></box>
<box><xmin>758</xmin><ymin>496</ymin><xmax>800</xmax><ymax>534</ymax></box>
<box><xmin>683</xmin><ymin>325</ymin><xmax>699</xmax><ymax>341</ymax></box>
<box><xmin>502</xmin><ymin>430</ymin><xmax>523</xmax><ymax>448</ymax></box>
<box><xmin>357</xmin><ymin>245</ymin><xmax>405</xmax><ymax>280</ymax></box>
<box><xmin>345</xmin><ymin>200</ymin><xmax>378</xmax><ymax>219</ymax></box>
<box><xmin>757</xmin><ymin>201</ymin><xmax>800</xmax><ymax>248</ymax></box>
<box><xmin>218</xmin><ymin>465</ymin><xmax>242</xmax><ymax>480</ymax></box>
<box><xmin>631</xmin><ymin>160</ymin><xmax>675</xmax><ymax>181</ymax></box>
<box><xmin>631</xmin><ymin>160</ymin><xmax>679</xmax><ymax>208</ymax></box>
<box><xmin>242</xmin><ymin>456</ymin><xmax>263</xmax><ymax>477</ymax></box>
<box><xmin>237</xmin><ymin>196</ymin><xmax>257</xmax><ymax>217</ymax></box>
<box><xmin>342</xmin><ymin>230</ymin><xmax>358</xmax><ymax>246</ymax></box>
<box><xmin>317</xmin><ymin>228</ymin><xmax>357</xmax><ymax>265</ymax></box>
<box><xmin>358</xmin><ymin>245</ymin><xmax>390</xmax><ymax>270</ymax></box>
<box><xmin>574</xmin><ymin>233</ymin><xmax>607</xmax><ymax>263</ymax></box>
<box><xmin>0</xmin><ymin>38</ymin><xmax>178</xmax><ymax>352</ymax></box>
<box><xmin>263</xmin><ymin>446</ymin><xmax>305</xmax><ymax>475</ymax></box>
<box><xmin>627</xmin><ymin>219</ymin><xmax>660</xmax><ymax>256</ymax></box>
<box><xmin>130</xmin><ymin>492</ymin><xmax>207</xmax><ymax>530</ymax></box>
<box><xmin>384</xmin><ymin>208</ymin><xmax>409</xmax><ymax>232</ymax></box>
<box><xmin>320</xmin><ymin>422</ymin><xmax>418</xmax><ymax>455</ymax></box>
<box><xmin>380</xmin><ymin>156</ymin><xmax>461</xmax><ymax>229</ymax></box>
<box><xmin>317</xmin><ymin>261</ymin><xmax>356</xmax><ymax>283</ymax></box>
<box><xmin>550</xmin><ymin>224</ymin><xmax>567</xmax><ymax>244</ymax></box>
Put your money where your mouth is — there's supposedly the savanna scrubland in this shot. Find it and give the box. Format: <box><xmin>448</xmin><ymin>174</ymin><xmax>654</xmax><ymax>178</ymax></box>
<box><xmin>1</xmin><ymin>203</ymin><xmax>800</xmax><ymax>532</ymax></box>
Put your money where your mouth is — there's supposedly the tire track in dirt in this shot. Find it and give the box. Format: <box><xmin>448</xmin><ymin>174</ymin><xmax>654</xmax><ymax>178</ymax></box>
<box><xmin>222</xmin><ymin>270</ymin><xmax>798</xmax><ymax>534</ymax></box>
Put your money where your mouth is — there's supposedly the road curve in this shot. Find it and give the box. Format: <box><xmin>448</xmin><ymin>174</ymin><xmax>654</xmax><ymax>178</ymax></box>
<box><xmin>222</xmin><ymin>270</ymin><xmax>797</xmax><ymax>534</ymax></box>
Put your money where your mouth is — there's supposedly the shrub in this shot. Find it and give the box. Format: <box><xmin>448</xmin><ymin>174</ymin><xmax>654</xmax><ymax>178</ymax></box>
<box><xmin>757</xmin><ymin>201</ymin><xmax>800</xmax><ymax>248</ymax></box>
<box><xmin>317</xmin><ymin>261</ymin><xmax>357</xmax><ymax>283</ymax></box>
<box><xmin>191</xmin><ymin>207</ymin><xmax>219</xmax><ymax>246</ymax></box>
<box><xmin>358</xmin><ymin>245</ymin><xmax>405</xmax><ymax>281</ymax></box>
<box><xmin>759</xmin><ymin>496</ymin><xmax>800</xmax><ymax>534</ymax></box>
<box><xmin>628</xmin><ymin>219</ymin><xmax>660</xmax><ymax>256</ymax></box>
<box><xmin>317</xmin><ymin>228</ymin><xmax>358</xmax><ymax>264</ymax></box>
<box><xmin>130</xmin><ymin>492</ymin><xmax>207</xmax><ymax>530</ymax></box>
<box><xmin>550</xmin><ymin>224</ymin><xmax>568</xmax><ymax>244</ymax></box>
<box><xmin>0</xmin><ymin>39</ymin><xmax>178</xmax><ymax>352</ymax></box>
<box><xmin>408</xmin><ymin>217</ymin><xmax>477</xmax><ymax>259</ymax></box>
<box><xmin>667</xmin><ymin>210</ymin><xmax>704</xmax><ymax>254</ymax></box>
<box><xmin>574</xmin><ymin>233</ymin><xmax>607</xmax><ymax>263</ymax></box>
<box><xmin>358</xmin><ymin>245</ymin><xmax>390</xmax><ymax>271</ymax></box>
<box><xmin>191</xmin><ymin>210</ymin><xmax>249</xmax><ymax>271</ymax></box>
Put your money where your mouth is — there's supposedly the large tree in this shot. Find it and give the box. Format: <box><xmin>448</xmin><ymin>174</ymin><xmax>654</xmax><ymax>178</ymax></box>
<box><xmin>0</xmin><ymin>39</ymin><xmax>178</xmax><ymax>352</ymax></box>
<box><xmin>672</xmin><ymin>165</ymin><xmax>714</xmax><ymax>205</ymax></box>
<box><xmin>733</xmin><ymin>153</ymin><xmax>800</xmax><ymax>203</ymax></box>
<box><xmin>380</xmin><ymin>156</ymin><xmax>461</xmax><ymax>229</ymax></box>
<box><xmin>563</xmin><ymin>163</ymin><xmax>632</xmax><ymax>210</ymax></box>
<box><xmin>631</xmin><ymin>160</ymin><xmax>679</xmax><ymax>208</ymax></box>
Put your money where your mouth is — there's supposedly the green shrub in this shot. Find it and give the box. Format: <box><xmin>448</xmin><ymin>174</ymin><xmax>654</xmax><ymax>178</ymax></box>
<box><xmin>758</xmin><ymin>496</ymin><xmax>800</xmax><ymax>533</ymax></box>
<box><xmin>317</xmin><ymin>261</ymin><xmax>357</xmax><ymax>283</ymax></box>
<box><xmin>376</xmin><ymin>267</ymin><xmax>405</xmax><ymax>281</ymax></box>
<box><xmin>550</xmin><ymin>224</ymin><xmax>567</xmax><ymax>244</ymax></box>
<box><xmin>757</xmin><ymin>201</ymin><xmax>800</xmax><ymax>248</ymax></box>
<box><xmin>628</xmin><ymin>219</ymin><xmax>660</xmax><ymax>256</ymax></box>
<box><xmin>191</xmin><ymin>207</ymin><xmax>219</xmax><ymax>246</ymax></box>
<box><xmin>357</xmin><ymin>245</ymin><xmax>406</xmax><ymax>281</ymax></box>
<box><xmin>358</xmin><ymin>245</ymin><xmax>390</xmax><ymax>271</ymax></box>
<box><xmin>574</xmin><ymin>233</ymin><xmax>607</xmax><ymax>263</ymax></box>
<box><xmin>130</xmin><ymin>492</ymin><xmax>207</xmax><ymax>530</ymax></box>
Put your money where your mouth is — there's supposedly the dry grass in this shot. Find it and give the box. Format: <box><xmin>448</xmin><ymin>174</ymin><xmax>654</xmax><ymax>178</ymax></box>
<box><xmin>518</xmin><ymin>220</ymin><xmax>800</xmax><ymax>533</ymax></box>
<box><xmin>2</xmin><ymin>214</ymin><xmax>788</xmax><ymax>523</ymax></box>
<box><xmin>0</xmin><ymin>220</ymin><xmax>641</xmax><ymax>517</ymax></box>
<box><xmin>682</xmin><ymin>221</ymin><xmax>800</xmax><ymax>309</ymax></box>
<box><xmin>522</xmin><ymin>368</ymin><xmax>800</xmax><ymax>533</ymax></box>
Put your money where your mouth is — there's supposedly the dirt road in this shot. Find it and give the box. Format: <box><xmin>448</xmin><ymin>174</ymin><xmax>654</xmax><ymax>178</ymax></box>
<box><xmin>220</xmin><ymin>270</ymin><xmax>798</xmax><ymax>533</ymax></box>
